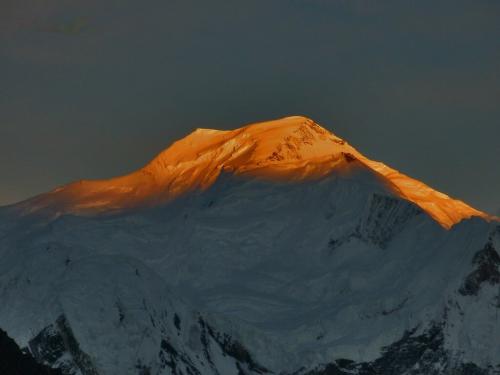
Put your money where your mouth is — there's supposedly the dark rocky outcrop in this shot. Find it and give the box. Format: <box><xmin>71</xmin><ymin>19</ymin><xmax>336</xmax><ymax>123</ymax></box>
<box><xmin>157</xmin><ymin>317</ymin><xmax>268</xmax><ymax>375</ymax></box>
<box><xmin>0</xmin><ymin>327</ymin><xmax>62</xmax><ymax>375</ymax></box>
<box><xmin>29</xmin><ymin>315</ymin><xmax>98</xmax><ymax>375</ymax></box>
<box><xmin>198</xmin><ymin>317</ymin><xmax>269</xmax><ymax>374</ymax></box>
<box><xmin>356</xmin><ymin>194</ymin><xmax>423</xmax><ymax>249</ymax></box>
<box><xmin>459</xmin><ymin>241</ymin><xmax>500</xmax><ymax>296</ymax></box>
<box><xmin>301</xmin><ymin>325</ymin><xmax>491</xmax><ymax>375</ymax></box>
<box><xmin>328</xmin><ymin>194</ymin><xmax>423</xmax><ymax>252</ymax></box>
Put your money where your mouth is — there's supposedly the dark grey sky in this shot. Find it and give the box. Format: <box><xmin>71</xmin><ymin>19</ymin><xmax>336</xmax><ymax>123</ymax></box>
<box><xmin>1</xmin><ymin>0</ymin><xmax>499</xmax><ymax>214</ymax></box>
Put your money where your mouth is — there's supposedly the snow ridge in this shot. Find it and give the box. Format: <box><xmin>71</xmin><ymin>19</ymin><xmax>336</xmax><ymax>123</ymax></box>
<box><xmin>11</xmin><ymin>116</ymin><xmax>489</xmax><ymax>228</ymax></box>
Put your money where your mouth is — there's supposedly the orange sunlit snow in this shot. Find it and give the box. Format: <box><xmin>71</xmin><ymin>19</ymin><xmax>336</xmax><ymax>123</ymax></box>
<box><xmin>19</xmin><ymin>116</ymin><xmax>489</xmax><ymax>228</ymax></box>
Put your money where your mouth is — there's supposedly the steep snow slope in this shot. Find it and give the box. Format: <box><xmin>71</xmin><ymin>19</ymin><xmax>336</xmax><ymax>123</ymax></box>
<box><xmin>0</xmin><ymin>243</ymin><xmax>274</xmax><ymax>375</ymax></box>
<box><xmin>8</xmin><ymin>171</ymin><xmax>498</xmax><ymax>371</ymax></box>
<box><xmin>13</xmin><ymin>116</ymin><xmax>488</xmax><ymax>228</ymax></box>
<box><xmin>0</xmin><ymin>116</ymin><xmax>499</xmax><ymax>375</ymax></box>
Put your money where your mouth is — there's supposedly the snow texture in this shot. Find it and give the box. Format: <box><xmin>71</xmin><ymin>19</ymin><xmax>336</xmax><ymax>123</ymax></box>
<box><xmin>0</xmin><ymin>117</ymin><xmax>498</xmax><ymax>374</ymax></box>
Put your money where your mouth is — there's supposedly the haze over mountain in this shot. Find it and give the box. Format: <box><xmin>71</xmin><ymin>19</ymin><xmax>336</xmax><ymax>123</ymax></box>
<box><xmin>0</xmin><ymin>116</ymin><xmax>499</xmax><ymax>375</ymax></box>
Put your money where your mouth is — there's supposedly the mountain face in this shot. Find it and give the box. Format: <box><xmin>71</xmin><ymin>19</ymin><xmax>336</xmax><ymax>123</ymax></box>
<box><xmin>0</xmin><ymin>116</ymin><xmax>498</xmax><ymax>375</ymax></box>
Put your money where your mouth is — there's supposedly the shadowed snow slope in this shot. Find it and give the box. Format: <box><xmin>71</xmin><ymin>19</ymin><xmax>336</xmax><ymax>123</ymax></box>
<box><xmin>12</xmin><ymin>116</ymin><xmax>489</xmax><ymax>228</ymax></box>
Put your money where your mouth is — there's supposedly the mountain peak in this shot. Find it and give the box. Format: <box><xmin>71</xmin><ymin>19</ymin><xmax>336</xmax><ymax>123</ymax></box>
<box><xmin>142</xmin><ymin>116</ymin><xmax>347</xmax><ymax>183</ymax></box>
<box><xmin>15</xmin><ymin>116</ymin><xmax>490</xmax><ymax>228</ymax></box>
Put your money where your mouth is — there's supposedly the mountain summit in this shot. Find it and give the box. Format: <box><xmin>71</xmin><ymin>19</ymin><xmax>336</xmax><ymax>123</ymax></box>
<box><xmin>18</xmin><ymin>116</ymin><xmax>486</xmax><ymax>228</ymax></box>
<box><xmin>1</xmin><ymin>115</ymin><xmax>499</xmax><ymax>375</ymax></box>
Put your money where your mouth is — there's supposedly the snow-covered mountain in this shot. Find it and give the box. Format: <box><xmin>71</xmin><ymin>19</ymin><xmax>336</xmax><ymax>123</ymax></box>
<box><xmin>0</xmin><ymin>116</ymin><xmax>498</xmax><ymax>375</ymax></box>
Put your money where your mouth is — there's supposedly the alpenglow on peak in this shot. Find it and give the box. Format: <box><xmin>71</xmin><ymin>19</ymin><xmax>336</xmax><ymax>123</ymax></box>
<box><xmin>16</xmin><ymin>116</ymin><xmax>488</xmax><ymax>228</ymax></box>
